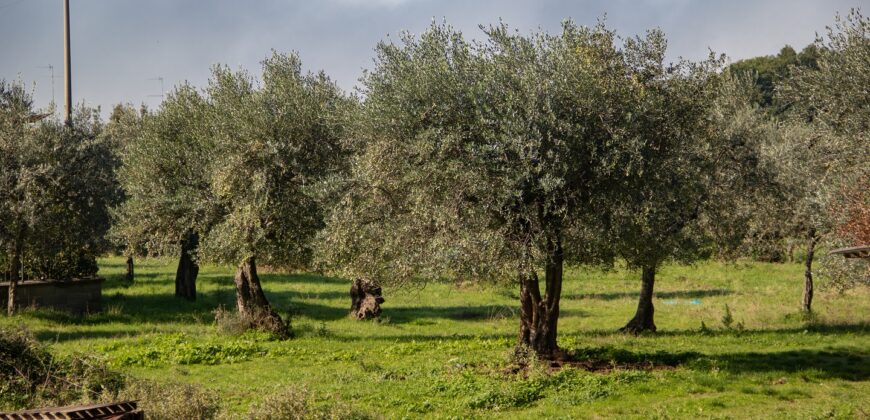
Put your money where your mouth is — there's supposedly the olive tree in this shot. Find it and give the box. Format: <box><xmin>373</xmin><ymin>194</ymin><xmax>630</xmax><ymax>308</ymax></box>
<box><xmin>772</xmin><ymin>10</ymin><xmax>870</xmax><ymax>309</ymax></box>
<box><xmin>199</xmin><ymin>53</ymin><xmax>353</xmax><ymax>338</ymax></box>
<box><xmin>103</xmin><ymin>104</ymin><xmax>145</xmax><ymax>282</ymax></box>
<box><xmin>115</xmin><ymin>53</ymin><xmax>350</xmax><ymax>335</ymax></box>
<box><xmin>319</xmin><ymin>22</ymin><xmax>659</xmax><ymax>358</ymax></box>
<box><xmin>112</xmin><ymin>86</ymin><xmax>214</xmax><ymax>301</ymax></box>
<box><xmin>612</xmin><ymin>60</ymin><xmax>777</xmax><ymax>333</ymax></box>
<box><xmin>1</xmin><ymin>81</ymin><xmax>118</xmax><ymax>314</ymax></box>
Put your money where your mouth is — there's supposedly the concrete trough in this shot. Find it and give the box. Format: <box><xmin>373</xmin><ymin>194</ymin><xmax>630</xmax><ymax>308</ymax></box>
<box><xmin>0</xmin><ymin>277</ymin><xmax>103</xmax><ymax>315</ymax></box>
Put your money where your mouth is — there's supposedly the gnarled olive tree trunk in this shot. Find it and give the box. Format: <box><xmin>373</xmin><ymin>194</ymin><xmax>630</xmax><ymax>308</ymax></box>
<box><xmin>175</xmin><ymin>231</ymin><xmax>199</xmax><ymax>301</ymax></box>
<box><xmin>620</xmin><ymin>266</ymin><xmax>657</xmax><ymax>334</ymax></box>
<box><xmin>802</xmin><ymin>228</ymin><xmax>819</xmax><ymax>313</ymax></box>
<box><xmin>350</xmin><ymin>278</ymin><xmax>385</xmax><ymax>320</ymax></box>
<box><xmin>518</xmin><ymin>238</ymin><xmax>563</xmax><ymax>359</ymax></box>
<box><xmin>234</xmin><ymin>256</ymin><xmax>291</xmax><ymax>339</ymax></box>
<box><xmin>125</xmin><ymin>256</ymin><xmax>134</xmax><ymax>283</ymax></box>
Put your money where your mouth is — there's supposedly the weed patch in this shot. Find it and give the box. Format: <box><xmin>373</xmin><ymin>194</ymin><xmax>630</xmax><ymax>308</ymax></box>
<box><xmin>101</xmin><ymin>333</ymin><xmax>268</xmax><ymax>367</ymax></box>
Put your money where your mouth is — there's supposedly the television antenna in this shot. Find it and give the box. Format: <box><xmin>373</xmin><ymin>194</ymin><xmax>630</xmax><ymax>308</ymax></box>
<box><xmin>147</xmin><ymin>76</ymin><xmax>165</xmax><ymax>101</ymax></box>
<box><xmin>37</xmin><ymin>64</ymin><xmax>58</xmax><ymax>108</ymax></box>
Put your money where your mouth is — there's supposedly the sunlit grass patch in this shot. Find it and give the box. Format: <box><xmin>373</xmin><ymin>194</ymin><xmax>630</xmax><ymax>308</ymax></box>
<box><xmin>2</xmin><ymin>256</ymin><xmax>868</xmax><ymax>417</ymax></box>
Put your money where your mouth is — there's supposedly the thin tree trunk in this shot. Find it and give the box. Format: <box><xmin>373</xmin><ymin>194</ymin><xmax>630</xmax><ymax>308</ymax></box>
<box><xmin>517</xmin><ymin>237</ymin><xmax>563</xmax><ymax>360</ymax></box>
<box><xmin>802</xmin><ymin>228</ymin><xmax>818</xmax><ymax>313</ymax></box>
<box><xmin>125</xmin><ymin>256</ymin><xmax>134</xmax><ymax>283</ymax></box>
<box><xmin>234</xmin><ymin>256</ymin><xmax>291</xmax><ymax>339</ymax></box>
<box><xmin>174</xmin><ymin>231</ymin><xmax>199</xmax><ymax>301</ymax></box>
<box><xmin>7</xmin><ymin>228</ymin><xmax>24</xmax><ymax>316</ymax></box>
<box><xmin>620</xmin><ymin>265</ymin><xmax>657</xmax><ymax>334</ymax></box>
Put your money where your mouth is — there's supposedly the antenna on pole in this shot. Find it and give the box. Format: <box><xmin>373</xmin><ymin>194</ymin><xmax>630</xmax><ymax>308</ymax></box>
<box><xmin>147</xmin><ymin>76</ymin><xmax>165</xmax><ymax>102</ymax></box>
<box><xmin>37</xmin><ymin>65</ymin><xmax>57</xmax><ymax>109</ymax></box>
<box><xmin>62</xmin><ymin>0</ymin><xmax>71</xmax><ymax>126</ymax></box>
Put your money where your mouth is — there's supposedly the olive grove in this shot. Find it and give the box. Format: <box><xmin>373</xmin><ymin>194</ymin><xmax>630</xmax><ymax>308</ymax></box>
<box><xmin>114</xmin><ymin>53</ymin><xmax>353</xmax><ymax>337</ymax></box>
<box><xmin>315</xmin><ymin>22</ymin><xmax>773</xmax><ymax>356</ymax></box>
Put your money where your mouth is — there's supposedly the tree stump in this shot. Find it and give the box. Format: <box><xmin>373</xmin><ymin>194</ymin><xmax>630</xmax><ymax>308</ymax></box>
<box><xmin>350</xmin><ymin>278</ymin><xmax>384</xmax><ymax>320</ymax></box>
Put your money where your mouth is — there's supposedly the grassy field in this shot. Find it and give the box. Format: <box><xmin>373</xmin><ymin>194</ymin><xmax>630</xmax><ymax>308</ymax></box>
<box><xmin>4</xmin><ymin>256</ymin><xmax>869</xmax><ymax>419</ymax></box>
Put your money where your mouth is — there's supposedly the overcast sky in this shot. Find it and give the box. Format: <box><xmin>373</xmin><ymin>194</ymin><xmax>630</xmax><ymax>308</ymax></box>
<box><xmin>1</xmin><ymin>0</ymin><xmax>867</xmax><ymax>118</ymax></box>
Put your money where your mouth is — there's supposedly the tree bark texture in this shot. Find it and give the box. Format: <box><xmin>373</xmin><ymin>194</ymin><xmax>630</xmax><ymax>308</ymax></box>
<box><xmin>6</xmin><ymin>227</ymin><xmax>24</xmax><ymax>316</ymax></box>
<box><xmin>517</xmin><ymin>238</ymin><xmax>563</xmax><ymax>359</ymax></box>
<box><xmin>620</xmin><ymin>266</ymin><xmax>657</xmax><ymax>334</ymax></box>
<box><xmin>802</xmin><ymin>228</ymin><xmax>818</xmax><ymax>313</ymax></box>
<box><xmin>350</xmin><ymin>278</ymin><xmax>385</xmax><ymax>320</ymax></box>
<box><xmin>125</xmin><ymin>256</ymin><xmax>134</xmax><ymax>283</ymax></box>
<box><xmin>234</xmin><ymin>256</ymin><xmax>291</xmax><ymax>339</ymax></box>
<box><xmin>174</xmin><ymin>231</ymin><xmax>199</xmax><ymax>301</ymax></box>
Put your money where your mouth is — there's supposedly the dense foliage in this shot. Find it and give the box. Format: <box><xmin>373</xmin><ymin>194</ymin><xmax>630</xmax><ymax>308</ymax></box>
<box><xmin>0</xmin><ymin>82</ymin><xmax>118</xmax><ymax>284</ymax></box>
<box><xmin>315</xmin><ymin>22</ymin><xmax>775</xmax><ymax>351</ymax></box>
<box><xmin>200</xmin><ymin>53</ymin><xmax>353</xmax><ymax>268</ymax></box>
<box><xmin>777</xmin><ymin>10</ymin><xmax>870</xmax><ymax>291</ymax></box>
<box><xmin>113</xmin><ymin>52</ymin><xmax>352</xmax><ymax>335</ymax></box>
<box><xmin>728</xmin><ymin>44</ymin><xmax>819</xmax><ymax>109</ymax></box>
<box><xmin>111</xmin><ymin>88</ymin><xmax>213</xmax><ymax>259</ymax></box>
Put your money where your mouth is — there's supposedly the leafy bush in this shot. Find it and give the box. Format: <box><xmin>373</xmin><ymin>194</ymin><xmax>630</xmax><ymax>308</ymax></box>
<box><xmin>91</xmin><ymin>379</ymin><xmax>222</xmax><ymax>420</ymax></box>
<box><xmin>245</xmin><ymin>386</ymin><xmax>368</xmax><ymax>420</ymax></box>
<box><xmin>466</xmin><ymin>379</ymin><xmax>546</xmax><ymax>410</ymax></box>
<box><xmin>819</xmin><ymin>245</ymin><xmax>870</xmax><ymax>292</ymax></box>
<box><xmin>0</xmin><ymin>326</ymin><xmax>124</xmax><ymax>410</ymax></box>
<box><xmin>214</xmin><ymin>305</ymin><xmax>252</xmax><ymax>336</ymax></box>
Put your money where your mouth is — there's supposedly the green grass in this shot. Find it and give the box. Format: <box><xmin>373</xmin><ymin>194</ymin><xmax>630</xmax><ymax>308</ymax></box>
<box><xmin>4</xmin><ymin>257</ymin><xmax>869</xmax><ymax>418</ymax></box>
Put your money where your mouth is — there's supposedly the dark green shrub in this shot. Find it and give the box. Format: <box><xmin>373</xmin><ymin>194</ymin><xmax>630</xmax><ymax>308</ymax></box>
<box><xmin>0</xmin><ymin>326</ymin><xmax>123</xmax><ymax>410</ymax></box>
<box><xmin>104</xmin><ymin>379</ymin><xmax>221</xmax><ymax>420</ymax></box>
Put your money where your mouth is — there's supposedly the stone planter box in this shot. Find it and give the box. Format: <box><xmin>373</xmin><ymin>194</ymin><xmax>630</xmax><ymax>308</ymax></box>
<box><xmin>0</xmin><ymin>277</ymin><xmax>103</xmax><ymax>315</ymax></box>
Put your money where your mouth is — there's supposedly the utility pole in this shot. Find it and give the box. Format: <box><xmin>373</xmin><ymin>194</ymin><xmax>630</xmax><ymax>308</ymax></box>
<box><xmin>63</xmin><ymin>0</ymin><xmax>71</xmax><ymax>125</ymax></box>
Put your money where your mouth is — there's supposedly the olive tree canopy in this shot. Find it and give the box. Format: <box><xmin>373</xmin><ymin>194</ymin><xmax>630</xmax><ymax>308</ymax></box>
<box><xmin>116</xmin><ymin>53</ymin><xmax>352</xmax><ymax>336</ymax></box>
<box><xmin>1</xmin><ymin>81</ymin><xmax>119</xmax><ymax>314</ymax></box>
<box><xmin>200</xmin><ymin>53</ymin><xmax>354</xmax><ymax>337</ymax></box>
<box><xmin>318</xmin><ymin>22</ymin><xmax>714</xmax><ymax>358</ymax></box>
<box><xmin>111</xmin><ymin>86</ymin><xmax>215</xmax><ymax>300</ymax></box>
<box><xmin>772</xmin><ymin>10</ymin><xmax>870</xmax><ymax>298</ymax></box>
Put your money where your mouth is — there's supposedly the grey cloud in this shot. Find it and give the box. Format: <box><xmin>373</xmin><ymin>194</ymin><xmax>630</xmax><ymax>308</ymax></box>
<box><xmin>1</xmin><ymin>0</ymin><xmax>867</xmax><ymax>118</ymax></box>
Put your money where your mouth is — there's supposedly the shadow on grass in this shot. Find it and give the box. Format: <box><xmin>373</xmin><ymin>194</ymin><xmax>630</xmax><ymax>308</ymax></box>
<box><xmin>564</xmin><ymin>322</ymin><xmax>869</xmax><ymax>339</ymax></box>
<box><xmin>22</xmin><ymin>284</ymin><xmax>538</xmax><ymax>328</ymax></box>
<box><xmin>34</xmin><ymin>328</ymin><xmax>144</xmax><ymax>343</ymax></box>
<box><xmin>382</xmin><ymin>306</ymin><xmax>585</xmax><ymax>324</ymax></box>
<box><xmin>566</xmin><ymin>346</ymin><xmax>869</xmax><ymax>380</ymax></box>
<box><xmin>707</xmin><ymin>349</ymin><xmax>870</xmax><ymax>380</ymax></box>
<box><xmin>571</xmin><ymin>288</ymin><xmax>732</xmax><ymax>301</ymax></box>
<box><xmin>101</xmin><ymin>273</ymin><xmax>168</xmax><ymax>289</ymax></box>
<box><xmin>289</xmin><ymin>301</ymin><xmax>584</xmax><ymax>323</ymax></box>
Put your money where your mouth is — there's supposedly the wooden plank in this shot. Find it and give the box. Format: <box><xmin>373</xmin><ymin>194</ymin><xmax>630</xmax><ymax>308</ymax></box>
<box><xmin>829</xmin><ymin>245</ymin><xmax>870</xmax><ymax>259</ymax></box>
